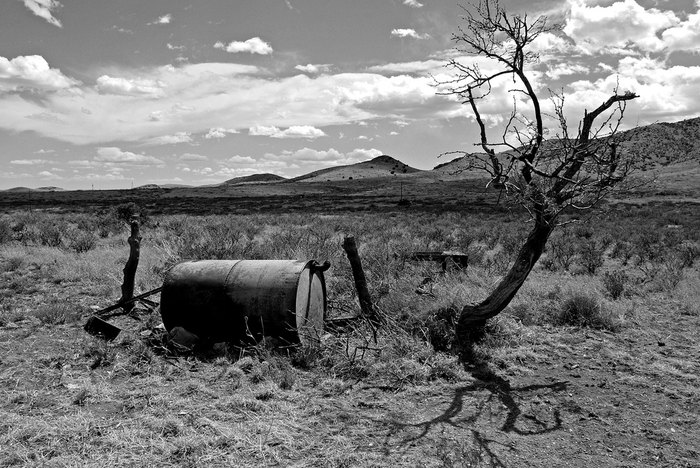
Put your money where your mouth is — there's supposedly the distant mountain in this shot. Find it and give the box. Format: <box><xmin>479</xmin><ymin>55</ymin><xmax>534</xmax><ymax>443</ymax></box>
<box><xmin>2</xmin><ymin>186</ymin><xmax>65</xmax><ymax>192</ymax></box>
<box><xmin>433</xmin><ymin>116</ymin><xmax>700</xmax><ymax>176</ymax></box>
<box><xmin>293</xmin><ymin>155</ymin><xmax>422</xmax><ymax>182</ymax></box>
<box><xmin>4</xmin><ymin>187</ymin><xmax>34</xmax><ymax>193</ymax></box>
<box><xmin>223</xmin><ymin>173</ymin><xmax>287</xmax><ymax>185</ymax></box>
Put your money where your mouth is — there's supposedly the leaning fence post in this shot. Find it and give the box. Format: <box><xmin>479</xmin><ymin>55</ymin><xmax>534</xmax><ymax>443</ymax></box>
<box><xmin>119</xmin><ymin>218</ymin><xmax>141</xmax><ymax>314</ymax></box>
<box><xmin>342</xmin><ymin>236</ymin><xmax>380</xmax><ymax>327</ymax></box>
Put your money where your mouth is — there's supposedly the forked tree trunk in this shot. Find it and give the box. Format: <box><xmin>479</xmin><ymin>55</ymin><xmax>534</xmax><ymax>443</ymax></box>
<box><xmin>456</xmin><ymin>216</ymin><xmax>555</xmax><ymax>346</ymax></box>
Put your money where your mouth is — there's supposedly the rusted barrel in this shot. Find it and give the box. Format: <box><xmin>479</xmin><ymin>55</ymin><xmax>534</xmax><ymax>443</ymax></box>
<box><xmin>160</xmin><ymin>260</ymin><xmax>327</xmax><ymax>345</ymax></box>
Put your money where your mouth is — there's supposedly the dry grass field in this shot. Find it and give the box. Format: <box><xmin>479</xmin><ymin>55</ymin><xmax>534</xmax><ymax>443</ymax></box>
<box><xmin>1</xmin><ymin>184</ymin><xmax>699</xmax><ymax>467</ymax></box>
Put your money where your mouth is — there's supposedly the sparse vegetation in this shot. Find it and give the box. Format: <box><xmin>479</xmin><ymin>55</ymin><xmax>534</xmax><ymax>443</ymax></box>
<box><xmin>0</xmin><ymin>198</ymin><xmax>698</xmax><ymax>466</ymax></box>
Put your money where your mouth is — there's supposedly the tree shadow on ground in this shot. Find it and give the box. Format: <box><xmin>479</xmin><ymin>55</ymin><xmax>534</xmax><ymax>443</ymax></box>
<box><xmin>378</xmin><ymin>355</ymin><xmax>568</xmax><ymax>466</ymax></box>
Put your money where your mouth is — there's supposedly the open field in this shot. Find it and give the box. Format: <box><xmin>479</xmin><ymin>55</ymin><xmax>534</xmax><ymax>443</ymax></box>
<box><xmin>1</xmin><ymin>182</ymin><xmax>699</xmax><ymax>467</ymax></box>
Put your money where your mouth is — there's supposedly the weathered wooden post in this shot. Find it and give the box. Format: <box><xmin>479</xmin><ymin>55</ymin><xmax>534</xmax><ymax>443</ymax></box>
<box><xmin>119</xmin><ymin>218</ymin><xmax>141</xmax><ymax>314</ymax></box>
<box><xmin>342</xmin><ymin>236</ymin><xmax>380</xmax><ymax>327</ymax></box>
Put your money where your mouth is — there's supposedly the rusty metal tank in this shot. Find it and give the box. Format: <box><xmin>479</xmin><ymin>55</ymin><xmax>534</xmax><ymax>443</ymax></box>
<box><xmin>160</xmin><ymin>260</ymin><xmax>327</xmax><ymax>345</ymax></box>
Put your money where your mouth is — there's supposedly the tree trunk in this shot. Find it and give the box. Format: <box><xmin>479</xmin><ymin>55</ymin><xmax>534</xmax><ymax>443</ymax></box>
<box><xmin>456</xmin><ymin>217</ymin><xmax>554</xmax><ymax>346</ymax></box>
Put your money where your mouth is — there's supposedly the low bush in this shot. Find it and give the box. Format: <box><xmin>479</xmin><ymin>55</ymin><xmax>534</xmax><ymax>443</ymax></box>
<box><xmin>0</xmin><ymin>218</ymin><xmax>12</xmax><ymax>244</ymax></box>
<box><xmin>602</xmin><ymin>270</ymin><xmax>627</xmax><ymax>299</ymax></box>
<box><xmin>32</xmin><ymin>301</ymin><xmax>81</xmax><ymax>325</ymax></box>
<box><xmin>37</xmin><ymin>220</ymin><xmax>64</xmax><ymax>247</ymax></box>
<box><xmin>553</xmin><ymin>293</ymin><xmax>620</xmax><ymax>331</ymax></box>
<box><xmin>66</xmin><ymin>229</ymin><xmax>97</xmax><ymax>253</ymax></box>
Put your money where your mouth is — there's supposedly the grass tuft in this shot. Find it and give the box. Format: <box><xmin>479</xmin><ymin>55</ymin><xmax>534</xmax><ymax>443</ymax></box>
<box><xmin>554</xmin><ymin>292</ymin><xmax>621</xmax><ymax>331</ymax></box>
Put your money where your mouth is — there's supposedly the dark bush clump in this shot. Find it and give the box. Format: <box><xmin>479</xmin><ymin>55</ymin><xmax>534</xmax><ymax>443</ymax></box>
<box><xmin>554</xmin><ymin>293</ymin><xmax>619</xmax><ymax>331</ymax></box>
<box><xmin>602</xmin><ymin>270</ymin><xmax>627</xmax><ymax>299</ymax></box>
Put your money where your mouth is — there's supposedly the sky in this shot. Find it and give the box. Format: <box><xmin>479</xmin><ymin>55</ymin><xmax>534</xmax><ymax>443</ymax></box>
<box><xmin>0</xmin><ymin>0</ymin><xmax>699</xmax><ymax>190</ymax></box>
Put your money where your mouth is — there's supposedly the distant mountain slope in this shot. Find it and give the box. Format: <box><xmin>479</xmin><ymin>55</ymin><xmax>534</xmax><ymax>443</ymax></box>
<box><xmin>4</xmin><ymin>187</ymin><xmax>34</xmax><ymax>193</ymax></box>
<box><xmin>223</xmin><ymin>173</ymin><xmax>287</xmax><ymax>185</ymax></box>
<box><xmin>294</xmin><ymin>155</ymin><xmax>422</xmax><ymax>182</ymax></box>
<box><xmin>434</xmin><ymin>116</ymin><xmax>700</xmax><ymax>176</ymax></box>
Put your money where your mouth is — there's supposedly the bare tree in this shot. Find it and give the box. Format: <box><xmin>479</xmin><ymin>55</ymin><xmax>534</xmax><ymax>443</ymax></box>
<box><xmin>441</xmin><ymin>0</ymin><xmax>639</xmax><ymax>346</ymax></box>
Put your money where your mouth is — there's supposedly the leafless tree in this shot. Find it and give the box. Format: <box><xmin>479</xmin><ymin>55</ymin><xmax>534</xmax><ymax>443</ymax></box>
<box><xmin>441</xmin><ymin>0</ymin><xmax>639</xmax><ymax>347</ymax></box>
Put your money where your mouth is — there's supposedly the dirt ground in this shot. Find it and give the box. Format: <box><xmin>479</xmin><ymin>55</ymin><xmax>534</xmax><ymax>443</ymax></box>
<box><xmin>1</xmin><ymin>280</ymin><xmax>698</xmax><ymax>467</ymax></box>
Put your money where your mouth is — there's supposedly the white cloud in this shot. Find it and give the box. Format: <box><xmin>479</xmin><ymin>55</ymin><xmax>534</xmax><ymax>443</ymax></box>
<box><xmin>96</xmin><ymin>75</ymin><xmax>164</xmax><ymax>97</ymax></box>
<box><xmin>545</xmin><ymin>63</ymin><xmax>589</xmax><ymax>80</ymax></box>
<box><xmin>0</xmin><ymin>62</ymin><xmax>477</xmax><ymax>145</ymax></box>
<box><xmin>249</xmin><ymin>125</ymin><xmax>327</xmax><ymax>139</ymax></box>
<box><xmin>661</xmin><ymin>7</ymin><xmax>700</xmax><ymax>52</ymax></box>
<box><xmin>264</xmin><ymin>147</ymin><xmax>382</xmax><ymax>167</ymax></box>
<box><xmin>148</xmin><ymin>14</ymin><xmax>172</xmax><ymax>25</ymax></box>
<box><xmin>214</xmin><ymin>37</ymin><xmax>273</xmax><ymax>55</ymax></box>
<box><xmin>95</xmin><ymin>147</ymin><xmax>164</xmax><ymax>165</ymax></box>
<box><xmin>566</xmin><ymin>56</ymin><xmax>700</xmax><ymax>122</ymax></box>
<box><xmin>0</xmin><ymin>55</ymin><xmax>78</xmax><ymax>92</ymax></box>
<box><xmin>205</xmin><ymin>127</ymin><xmax>238</xmax><ymax>139</ymax></box>
<box><xmin>21</xmin><ymin>0</ymin><xmax>62</xmax><ymax>28</ymax></box>
<box><xmin>564</xmin><ymin>0</ymin><xmax>680</xmax><ymax>54</ymax></box>
<box><xmin>403</xmin><ymin>0</ymin><xmax>424</xmax><ymax>7</ymax></box>
<box><xmin>10</xmin><ymin>159</ymin><xmax>50</xmax><ymax>165</ymax></box>
<box><xmin>295</xmin><ymin>64</ymin><xmax>333</xmax><ymax>74</ymax></box>
<box><xmin>391</xmin><ymin>28</ymin><xmax>431</xmax><ymax>40</ymax></box>
<box><xmin>179</xmin><ymin>153</ymin><xmax>208</xmax><ymax>161</ymax></box>
<box><xmin>368</xmin><ymin>59</ymin><xmax>445</xmax><ymax>75</ymax></box>
<box><xmin>226</xmin><ymin>155</ymin><xmax>256</xmax><ymax>164</ymax></box>
<box><xmin>146</xmin><ymin>131</ymin><xmax>193</xmax><ymax>145</ymax></box>
<box><xmin>37</xmin><ymin>170</ymin><xmax>60</xmax><ymax>179</ymax></box>
<box><xmin>167</xmin><ymin>43</ymin><xmax>185</xmax><ymax>51</ymax></box>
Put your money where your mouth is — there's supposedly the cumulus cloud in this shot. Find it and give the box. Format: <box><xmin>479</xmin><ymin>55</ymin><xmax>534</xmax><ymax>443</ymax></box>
<box><xmin>0</xmin><ymin>61</ymin><xmax>480</xmax><ymax>145</ymax></box>
<box><xmin>214</xmin><ymin>37</ymin><xmax>273</xmax><ymax>55</ymax></box>
<box><xmin>179</xmin><ymin>153</ymin><xmax>208</xmax><ymax>161</ymax></box>
<box><xmin>661</xmin><ymin>7</ymin><xmax>700</xmax><ymax>52</ymax></box>
<box><xmin>21</xmin><ymin>0</ymin><xmax>62</xmax><ymax>27</ymax></box>
<box><xmin>564</xmin><ymin>0</ymin><xmax>679</xmax><ymax>54</ymax></box>
<box><xmin>0</xmin><ymin>55</ymin><xmax>78</xmax><ymax>92</ymax></box>
<box><xmin>403</xmin><ymin>0</ymin><xmax>424</xmax><ymax>7</ymax></box>
<box><xmin>10</xmin><ymin>159</ymin><xmax>51</xmax><ymax>165</ymax></box>
<box><xmin>148</xmin><ymin>14</ymin><xmax>172</xmax><ymax>25</ymax></box>
<box><xmin>264</xmin><ymin>147</ymin><xmax>382</xmax><ymax>167</ymax></box>
<box><xmin>565</xmin><ymin>56</ymin><xmax>700</xmax><ymax>122</ymax></box>
<box><xmin>95</xmin><ymin>147</ymin><xmax>164</xmax><ymax>165</ymax></box>
<box><xmin>368</xmin><ymin>59</ymin><xmax>445</xmax><ymax>75</ymax></box>
<box><xmin>545</xmin><ymin>63</ymin><xmax>589</xmax><ymax>80</ymax></box>
<box><xmin>37</xmin><ymin>170</ymin><xmax>60</xmax><ymax>179</ymax></box>
<box><xmin>96</xmin><ymin>75</ymin><xmax>164</xmax><ymax>96</ymax></box>
<box><xmin>391</xmin><ymin>28</ymin><xmax>431</xmax><ymax>40</ymax></box>
<box><xmin>205</xmin><ymin>127</ymin><xmax>238</xmax><ymax>139</ymax></box>
<box><xmin>249</xmin><ymin>125</ymin><xmax>327</xmax><ymax>139</ymax></box>
<box><xmin>295</xmin><ymin>64</ymin><xmax>333</xmax><ymax>74</ymax></box>
<box><xmin>146</xmin><ymin>132</ymin><xmax>193</xmax><ymax>145</ymax></box>
<box><xmin>226</xmin><ymin>155</ymin><xmax>256</xmax><ymax>164</ymax></box>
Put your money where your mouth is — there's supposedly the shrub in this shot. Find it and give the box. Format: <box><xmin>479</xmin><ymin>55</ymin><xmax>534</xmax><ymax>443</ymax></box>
<box><xmin>421</xmin><ymin>307</ymin><xmax>458</xmax><ymax>353</ymax></box>
<box><xmin>578</xmin><ymin>239</ymin><xmax>605</xmax><ymax>275</ymax></box>
<box><xmin>548</xmin><ymin>230</ymin><xmax>576</xmax><ymax>271</ymax></box>
<box><xmin>658</xmin><ymin>255</ymin><xmax>685</xmax><ymax>291</ymax></box>
<box><xmin>554</xmin><ymin>293</ymin><xmax>619</xmax><ymax>331</ymax></box>
<box><xmin>602</xmin><ymin>270</ymin><xmax>627</xmax><ymax>299</ymax></box>
<box><xmin>676</xmin><ymin>241</ymin><xmax>699</xmax><ymax>268</ymax></box>
<box><xmin>65</xmin><ymin>229</ymin><xmax>97</xmax><ymax>253</ymax></box>
<box><xmin>32</xmin><ymin>301</ymin><xmax>81</xmax><ymax>325</ymax></box>
<box><xmin>37</xmin><ymin>220</ymin><xmax>64</xmax><ymax>247</ymax></box>
<box><xmin>0</xmin><ymin>218</ymin><xmax>12</xmax><ymax>244</ymax></box>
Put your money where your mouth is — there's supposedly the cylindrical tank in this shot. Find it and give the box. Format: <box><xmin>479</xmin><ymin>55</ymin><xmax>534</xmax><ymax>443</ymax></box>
<box><xmin>160</xmin><ymin>260</ymin><xmax>326</xmax><ymax>345</ymax></box>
